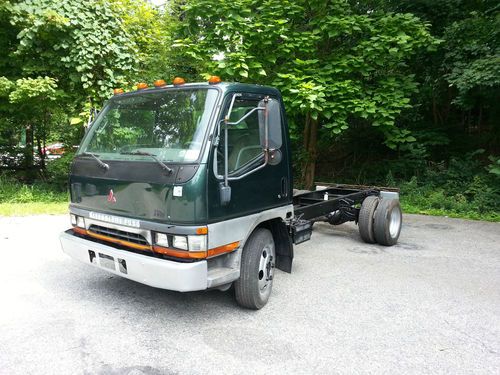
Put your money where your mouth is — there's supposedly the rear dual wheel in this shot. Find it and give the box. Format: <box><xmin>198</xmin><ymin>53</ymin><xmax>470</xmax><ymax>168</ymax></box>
<box><xmin>359</xmin><ymin>197</ymin><xmax>402</xmax><ymax>246</ymax></box>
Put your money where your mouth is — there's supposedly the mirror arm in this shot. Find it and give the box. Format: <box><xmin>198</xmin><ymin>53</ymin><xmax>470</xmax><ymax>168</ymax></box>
<box><xmin>217</xmin><ymin>94</ymin><xmax>274</xmax><ymax>185</ymax></box>
<box><xmin>224</xmin><ymin>93</ymin><xmax>241</xmax><ymax>124</ymax></box>
<box><xmin>225</xmin><ymin>106</ymin><xmax>265</xmax><ymax>126</ymax></box>
<box><xmin>224</xmin><ymin>119</ymin><xmax>229</xmax><ymax>187</ymax></box>
<box><xmin>227</xmin><ymin>152</ymin><xmax>269</xmax><ymax>181</ymax></box>
<box><xmin>227</xmin><ymin>97</ymin><xmax>271</xmax><ymax>182</ymax></box>
<box><xmin>264</xmin><ymin>96</ymin><xmax>269</xmax><ymax>151</ymax></box>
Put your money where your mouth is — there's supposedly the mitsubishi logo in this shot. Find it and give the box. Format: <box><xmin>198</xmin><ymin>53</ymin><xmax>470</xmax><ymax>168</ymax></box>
<box><xmin>107</xmin><ymin>189</ymin><xmax>117</xmax><ymax>203</ymax></box>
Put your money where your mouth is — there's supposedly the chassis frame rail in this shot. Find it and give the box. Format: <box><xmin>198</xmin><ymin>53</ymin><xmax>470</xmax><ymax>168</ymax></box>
<box><xmin>293</xmin><ymin>187</ymin><xmax>379</xmax><ymax>222</ymax></box>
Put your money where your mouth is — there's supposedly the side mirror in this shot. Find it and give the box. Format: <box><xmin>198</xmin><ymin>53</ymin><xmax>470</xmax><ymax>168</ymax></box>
<box><xmin>219</xmin><ymin>182</ymin><xmax>231</xmax><ymax>206</ymax></box>
<box><xmin>258</xmin><ymin>98</ymin><xmax>282</xmax><ymax>150</ymax></box>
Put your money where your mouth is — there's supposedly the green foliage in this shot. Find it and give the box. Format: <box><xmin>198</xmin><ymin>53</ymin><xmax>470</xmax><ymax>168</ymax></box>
<box><xmin>443</xmin><ymin>10</ymin><xmax>500</xmax><ymax>108</ymax></box>
<box><xmin>8</xmin><ymin>76</ymin><xmax>59</xmax><ymax>103</ymax></box>
<box><xmin>0</xmin><ymin>174</ymin><xmax>68</xmax><ymax>203</ymax></box>
<box><xmin>45</xmin><ymin>152</ymin><xmax>75</xmax><ymax>189</ymax></box>
<box><xmin>0</xmin><ymin>76</ymin><xmax>14</xmax><ymax>96</ymax></box>
<box><xmin>400</xmin><ymin>176</ymin><xmax>500</xmax><ymax>222</ymax></box>
<box><xmin>487</xmin><ymin>156</ymin><xmax>500</xmax><ymax>176</ymax></box>
<box><xmin>0</xmin><ymin>0</ymin><xmax>167</xmax><ymax>169</ymax></box>
<box><xmin>172</xmin><ymin>0</ymin><xmax>437</xmax><ymax>147</ymax></box>
<box><xmin>9</xmin><ymin>0</ymin><xmax>138</xmax><ymax>101</ymax></box>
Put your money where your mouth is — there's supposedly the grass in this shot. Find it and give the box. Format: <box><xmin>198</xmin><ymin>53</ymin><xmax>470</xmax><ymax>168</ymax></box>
<box><xmin>400</xmin><ymin>201</ymin><xmax>500</xmax><ymax>222</ymax></box>
<box><xmin>0</xmin><ymin>201</ymin><xmax>68</xmax><ymax>216</ymax></box>
<box><xmin>398</xmin><ymin>179</ymin><xmax>500</xmax><ymax>222</ymax></box>
<box><xmin>0</xmin><ymin>176</ymin><xmax>69</xmax><ymax>216</ymax></box>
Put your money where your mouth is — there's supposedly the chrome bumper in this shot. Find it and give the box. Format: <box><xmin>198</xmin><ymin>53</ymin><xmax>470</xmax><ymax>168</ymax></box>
<box><xmin>59</xmin><ymin>231</ymin><xmax>208</xmax><ymax>292</ymax></box>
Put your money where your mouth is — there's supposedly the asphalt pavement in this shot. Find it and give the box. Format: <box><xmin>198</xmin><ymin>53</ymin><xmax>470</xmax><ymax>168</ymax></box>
<box><xmin>0</xmin><ymin>213</ymin><xmax>499</xmax><ymax>374</ymax></box>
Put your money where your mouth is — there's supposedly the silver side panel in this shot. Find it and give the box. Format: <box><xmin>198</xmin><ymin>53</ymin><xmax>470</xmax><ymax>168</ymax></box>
<box><xmin>207</xmin><ymin>204</ymin><xmax>293</xmax><ymax>249</ymax></box>
<box><xmin>380</xmin><ymin>191</ymin><xmax>400</xmax><ymax>200</ymax></box>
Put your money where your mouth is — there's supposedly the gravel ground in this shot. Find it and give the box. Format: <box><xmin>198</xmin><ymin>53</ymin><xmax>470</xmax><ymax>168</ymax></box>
<box><xmin>0</xmin><ymin>213</ymin><xmax>499</xmax><ymax>375</ymax></box>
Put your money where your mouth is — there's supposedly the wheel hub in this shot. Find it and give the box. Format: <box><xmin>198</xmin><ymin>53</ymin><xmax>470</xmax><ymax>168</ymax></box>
<box><xmin>389</xmin><ymin>206</ymin><xmax>402</xmax><ymax>238</ymax></box>
<box><xmin>258</xmin><ymin>245</ymin><xmax>275</xmax><ymax>292</ymax></box>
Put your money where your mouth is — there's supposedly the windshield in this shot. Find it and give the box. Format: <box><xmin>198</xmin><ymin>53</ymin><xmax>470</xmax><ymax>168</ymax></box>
<box><xmin>78</xmin><ymin>88</ymin><xmax>219</xmax><ymax>163</ymax></box>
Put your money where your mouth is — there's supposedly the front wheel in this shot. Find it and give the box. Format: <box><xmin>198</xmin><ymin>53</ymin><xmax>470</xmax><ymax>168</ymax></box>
<box><xmin>235</xmin><ymin>228</ymin><xmax>275</xmax><ymax>309</ymax></box>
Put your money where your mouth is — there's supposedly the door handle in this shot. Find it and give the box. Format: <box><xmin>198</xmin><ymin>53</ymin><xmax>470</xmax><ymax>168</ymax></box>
<box><xmin>281</xmin><ymin>177</ymin><xmax>287</xmax><ymax>198</ymax></box>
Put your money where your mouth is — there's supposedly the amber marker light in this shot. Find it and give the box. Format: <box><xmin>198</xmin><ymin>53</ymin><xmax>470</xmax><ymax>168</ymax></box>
<box><xmin>136</xmin><ymin>82</ymin><xmax>148</xmax><ymax>90</ymax></box>
<box><xmin>154</xmin><ymin>79</ymin><xmax>166</xmax><ymax>87</ymax></box>
<box><xmin>113</xmin><ymin>88</ymin><xmax>124</xmax><ymax>95</ymax></box>
<box><xmin>196</xmin><ymin>227</ymin><xmax>208</xmax><ymax>235</ymax></box>
<box><xmin>172</xmin><ymin>77</ymin><xmax>186</xmax><ymax>85</ymax></box>
<box><xmin>207</xmin><ymin>241</ymin><xmax>239</xmax><ymax>258</ymax></box>
<box><xmin>72</xmin><ymin>227</ymin><xmax>87</xmax><ymax>235</ymax></box>
<box><xmin>208</xmin><ymin>75</ymin><xmax>222</xmax><ymax>84</ymax></box>
<box><xmin>152</xmin><ymin>246</ymin><xmax>207</xmax><ymax>259</ymax></box>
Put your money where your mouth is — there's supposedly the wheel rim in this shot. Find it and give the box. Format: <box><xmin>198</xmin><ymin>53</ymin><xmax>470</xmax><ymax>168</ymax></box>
<box><xmin>389</xmin><ymin>206</ymin><xmax>402</xmax><ymax>238</ymax></box>
<box><xmin>258</xmin><ymin>243</ymin><xmax>275</xmax><ymax>294</ymax></box>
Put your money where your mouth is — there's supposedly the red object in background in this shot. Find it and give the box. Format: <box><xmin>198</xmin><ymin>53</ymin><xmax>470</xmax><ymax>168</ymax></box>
<box><xmin>43</xmin><ymin>143</ymin><xmax>66</xmax><ymax>156</ymax></box>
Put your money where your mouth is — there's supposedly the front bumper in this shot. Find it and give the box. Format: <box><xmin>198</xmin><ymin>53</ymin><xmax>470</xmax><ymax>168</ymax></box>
<box><xmin>59</xmin><ymin>231</ymin><xmax>208</xmax><ymax>292</ymax></box>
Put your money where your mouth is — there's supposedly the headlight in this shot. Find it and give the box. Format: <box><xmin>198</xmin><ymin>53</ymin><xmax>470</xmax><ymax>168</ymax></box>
<box><xmin>76</xmin><ymin>216</ymin><xmax>85</xmax><ymax>228</ymax></box>
<box><xmin>188</xmin><ymin>235</ymin><xmax>207</xmax><ymax>251</ymax></box>
<box><xmin>173</xmin><ymin>235</ymin><xmax>188</xmax><ymax>250</ymax></box>
<box><xmin>153</xmin><ymin>233</ymin><xmax>207</xmax><ymax>253</ymax></box>
<box><xmin>71</xmin><ymin>214</ymin><xmax>85</xmax><ymax>228</ymax></box>
<box><xmin>154</xmin><ymin>233</ymin><xmax>169</xmax><ymax>248</ymax></box>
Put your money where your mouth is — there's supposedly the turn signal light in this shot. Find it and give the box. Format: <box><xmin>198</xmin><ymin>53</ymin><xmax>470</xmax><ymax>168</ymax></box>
<box><xmin>208</xmin><ymin>76</ymin><xmax>222</xmax><ymax>84</ymax></box>
<box><xmin>136</xmin><ymin>82</ymin><xmax>148</xmax><ymax>90</ymax></box>
<box><xmin>154</xmin><ymin>79</ymin><xmax>166</xmax><ymax>87</ymax></box>
<box><xmin>196</xmin><ymin>227</ymin><xmax>208</xmax><ymax>235</ymax></box>
<box><xmin>172</xmin><ymin>77</ymin><xmax>185</xmax><ymax>85</ymax></box>
<box><xmin>113</xmin><ymin>88</ymin><xmax>124</xmax><ymax>95</ymax></box>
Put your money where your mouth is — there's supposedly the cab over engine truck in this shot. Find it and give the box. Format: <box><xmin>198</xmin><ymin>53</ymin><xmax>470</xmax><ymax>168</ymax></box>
<box><xmin>60</xmin><ymin>77</ymin><xmax>403</xmax><ymax>309</ymax></box>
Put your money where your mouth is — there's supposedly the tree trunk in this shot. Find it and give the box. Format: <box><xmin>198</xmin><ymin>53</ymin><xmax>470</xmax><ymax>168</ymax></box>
<box><xmin>36</xmin><ymin>133</ymin><xmax>44</xmax><ymax>169</ymax></box>
<box><xmin>302</xmin><ymin>112</ymin><xmax>318</xmax><ymax>190</ymax></box>
<box><xmin>24</xmin><ymin>124</ymin><xmax>34</xmax><ymax>169</ymax></box>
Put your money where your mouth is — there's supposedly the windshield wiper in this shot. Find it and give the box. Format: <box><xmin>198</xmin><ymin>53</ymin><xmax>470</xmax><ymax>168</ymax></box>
<box><xmin>119</xmin><ymin>151</ymin><xmax>173</xmax><ymax>175</ymax></box>
<box><xmin>81</xmin><ymin>152</ymin><xmax>109</xmax><ymax>171</ymax></box>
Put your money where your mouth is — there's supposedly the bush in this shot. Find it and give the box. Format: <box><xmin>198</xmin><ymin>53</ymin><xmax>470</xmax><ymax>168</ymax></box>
<box><xmin>0</xmin><ymin>175</ymin><xmax>68</xmax><ymax>203</ymax></box>
<box><xmin>45</xmin><ymin>152</ymin><xmax>75</xmax><ymax>190</ymax></box>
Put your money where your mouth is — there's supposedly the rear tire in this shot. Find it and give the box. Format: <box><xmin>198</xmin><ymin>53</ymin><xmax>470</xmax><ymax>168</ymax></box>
<box><xmin>235</xmin><ymin>228</ymin><xmax>275</xmax><ymax>309</ymax></box>
<box><xmin>358</xmin><ymin>195</ymin><xmax>380</xmax><ymax>243</ymax></box>
<box><xmin>373</xmin><ymin>199</ymin><xmax>402</xmax><ymax>246</ymax></box>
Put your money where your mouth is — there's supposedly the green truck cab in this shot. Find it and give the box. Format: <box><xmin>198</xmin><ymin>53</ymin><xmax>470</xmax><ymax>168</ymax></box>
<box><xmin>60</xmin><ymin>78</ymin><xmax>402</xmax><ymax>309</ymax></box>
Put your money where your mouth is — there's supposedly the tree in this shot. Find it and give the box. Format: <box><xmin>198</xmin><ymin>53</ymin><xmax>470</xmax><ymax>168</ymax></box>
<box><xmin>0</xmin><ymin>0</ymin><xmax>170</xmax><ymax>174</ymax></box>
<box><xmin>0</xmin><ymin>76</ymin><xmax>65</xmax><ymax>172</ymax></box>
<box><xmin>170</xmin><ymin>0</ymin><xmax>438</xmax><ymax>187</ymax></box>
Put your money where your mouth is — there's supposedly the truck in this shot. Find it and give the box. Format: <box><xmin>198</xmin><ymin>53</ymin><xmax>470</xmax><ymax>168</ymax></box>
<box><xmin>59</xmin><ymin>77</ymin><xmax>403</xmax><ymax>309</ymax></box>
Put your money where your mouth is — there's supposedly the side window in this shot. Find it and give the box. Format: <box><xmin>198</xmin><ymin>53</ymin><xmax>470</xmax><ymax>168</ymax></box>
<box><xmin>217</xmin><ymin>97</ymin><xmax>263</xmax><ymax>175</ymax></box>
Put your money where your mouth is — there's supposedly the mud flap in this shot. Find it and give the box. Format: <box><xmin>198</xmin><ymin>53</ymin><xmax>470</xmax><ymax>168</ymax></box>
<box><xmin>269</xmin><ymin>220</ymin><xmax>293</xmax><ymax>273</ymax></box>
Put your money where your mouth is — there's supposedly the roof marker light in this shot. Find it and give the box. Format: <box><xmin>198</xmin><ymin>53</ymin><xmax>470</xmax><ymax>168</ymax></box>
<box><xmin>172</xmin><ymin>77</ymin><xmax>186</xmax><ymax>86</ymax></box>
<box><xmin>208</xmin><ymin>76</ymin><xmax>222</xmax><ymax>84</ymax></box>
<box><xmin>154</xmin><ymin>79</ymin><xmax>166</xmax><ymax>87</ymax></box>
<box><xmin>113</xmin><ymin>88</ymin><xmax>124</xmax><ymax>95</ymax></box>
<box><xmin>136</xmin><ymin>82</ymin><xmax>148</xmax><ymax>90</ymax></box>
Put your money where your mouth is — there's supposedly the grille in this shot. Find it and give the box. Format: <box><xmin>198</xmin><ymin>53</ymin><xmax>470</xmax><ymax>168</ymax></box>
<box><xmin>88</xmin><ymin>224</ymin><xmax>148</xmax><ymax>246</ymax></box>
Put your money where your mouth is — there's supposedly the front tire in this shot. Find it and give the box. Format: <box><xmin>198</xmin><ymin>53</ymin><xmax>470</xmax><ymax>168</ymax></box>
<box><xmin>235</xmin><ymin>228</ymin><xmax>275</xmax><ymax>309</ymax></box>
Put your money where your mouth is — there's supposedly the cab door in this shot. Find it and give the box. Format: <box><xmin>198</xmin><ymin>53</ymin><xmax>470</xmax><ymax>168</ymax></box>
<box><xmin>207</xmin><ymin>92</ymin><xmax>291</xmax><ymax>221</ymax></box>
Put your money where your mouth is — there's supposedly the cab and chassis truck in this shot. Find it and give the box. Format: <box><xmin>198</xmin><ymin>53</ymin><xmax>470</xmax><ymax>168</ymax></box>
<box><xmin>60</xmin><ymin>78</ymin><xmax>403</xmax><ymax>309</ymax></box>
